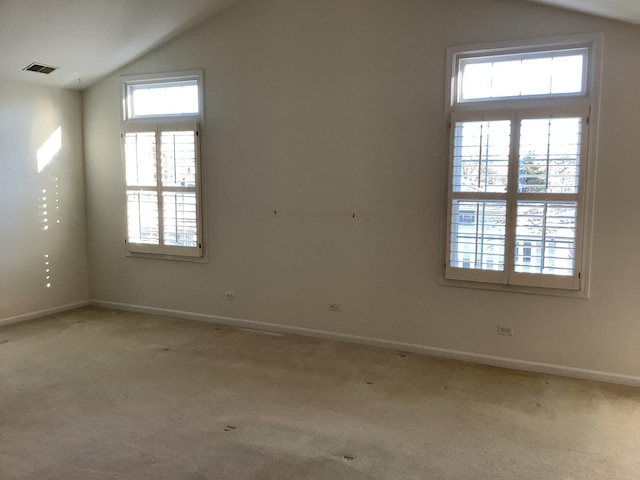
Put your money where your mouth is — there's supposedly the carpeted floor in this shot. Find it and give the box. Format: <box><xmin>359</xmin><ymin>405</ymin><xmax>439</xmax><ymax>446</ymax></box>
<box><xmin>0</xmin><ymin>307</ymin><xmax>638</xmax><ymax>479</ymax></box>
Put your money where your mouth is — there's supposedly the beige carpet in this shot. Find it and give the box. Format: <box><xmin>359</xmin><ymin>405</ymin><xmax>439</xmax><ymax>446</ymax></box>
<box><xmin>0</xmin><ymin>307</ymin><xmax>638</xmax><ymax>479</ymax></box>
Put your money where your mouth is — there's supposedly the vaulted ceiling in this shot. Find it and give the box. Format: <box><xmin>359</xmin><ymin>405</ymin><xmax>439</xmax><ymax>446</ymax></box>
<box><xmin>524</xmin><ymin>0</ymin><xmax>640</xmax><ymax>24</ymax></box>
<box><xmin>0</xmin><ymin>0</ymin><xmax>239</xmax><ymax>89</ymax></box>
<box><xmin>0</xmin><ymin>0</ymin><xmax>638</xmax><ymax>90</ymax></box>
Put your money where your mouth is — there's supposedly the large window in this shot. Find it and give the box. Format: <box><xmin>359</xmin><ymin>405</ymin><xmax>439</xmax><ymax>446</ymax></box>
<box><xmin>444</xmin><ymin>36</ymin><xmax>601</xmax><ymax>293</ymax></box>
<box><xmin>121</xmin><ymin>72</ymin><xmax>203</xmax><ymax>258</ymax></box>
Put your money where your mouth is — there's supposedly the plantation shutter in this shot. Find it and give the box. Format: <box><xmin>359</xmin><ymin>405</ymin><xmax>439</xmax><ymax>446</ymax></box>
<box><xmin>123</xmin><ymin>123</ymin><xmax>202</xmax><ymax>257</ymax></box>
<box><xmin>445</xmin><ymin>107</ymin><xmax>588</xmax><ymax>289</ymax></box>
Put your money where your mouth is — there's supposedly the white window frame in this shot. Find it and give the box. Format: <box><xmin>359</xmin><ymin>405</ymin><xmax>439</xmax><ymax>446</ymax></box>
<box><xmin>120</xmin><ymin>70</ymin><xmax>205</xmax><ymax>260</ymax></box>
<box><xmin>441</xmin><ymin>34</ymin><xmax>602</xmax><ymax>297</ymax></box>
<box><xmin>455</xmin><ymin>47</ymin><xmax>590</xmax><ymax>104</ymax></box>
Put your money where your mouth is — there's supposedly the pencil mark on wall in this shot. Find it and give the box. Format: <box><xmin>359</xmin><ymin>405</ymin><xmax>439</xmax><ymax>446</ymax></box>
<box><xmin>271</xmin><ymin>209</ymin><xmax>371</xmax><ymax>222</ymax></box>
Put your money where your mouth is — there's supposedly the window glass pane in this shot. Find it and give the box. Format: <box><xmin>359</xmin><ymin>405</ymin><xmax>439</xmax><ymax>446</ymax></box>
<box><xmin>520</xmin><ymin>58</ymin><xmax>552</xmax><ymax>96</ymax></box>
<box><xmin>515</xmin><ymin>201</ymin><xmax>577</xmax><ymax>276</ymax></box>
<box><xmin>459</xmin><ymin>49</ymin><xmax>586</xmax><ymax>102</ymax></box>
<box><xmin>129</xmin><ymin>81</ymin><xmax>198</xmax><ymax>117</ymax></box>
<box><xmin>127</xmin><ymin>191</ymin><xmax>159</xmax><ymax>244</ymax></box>
<box><xmin>161</xmin><ymin>131</ymin><xmax>196</xmax><ymax>187</ymax></box>
<box><xmin>491</xmin><ymin>60</ymin><xmax>522</xmax><ymax>98</ymax></box>
<box><xmin>460</xmin><ymin>63</ymin><xmax>492</xmax><ymax>100</ymax></box>
<box><xmin>519</xmin><ymin>117</ymin><xmax>581</xmax><ymax>194</ymax></box>
<box><xmin>163</xmin><ymin>192</ymin><xmax>198</xmax><ymax>247</ymax></box>
<box><xmin>450</xmin><ymin>200</ymin><xmax>506</xmax><ymax>271</ymax></box>
<box><xmin>124</xmin><ymin>132</ymin><xmax>156</xmax><ymax>186</ymax></box>
<box><xmin>551</xmin><ymin>55</ymin><xmax>584</xmax><ymax>94</ymax></box>
<box><xmin>452</xmin><ymin>120</ymin><xmax>511</xmax><ymax>193</ymax></box>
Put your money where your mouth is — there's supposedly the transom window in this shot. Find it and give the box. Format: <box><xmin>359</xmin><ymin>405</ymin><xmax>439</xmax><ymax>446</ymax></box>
<box><xmin>458</xmin><ymin>48</ymin><xmax>588</xmax><ymax>102</ymax></box>
<box><xmin>125</xmin><ymin>79</ymin><xmax>199</xmax><ymax>118</ymax></box>
<box><xmin>121</xmin><ymin>72</ymin><xmax>203</xmax><ymax>258</ymax></box>
<box><xmin>444</xmin><ymin>36</ymin><xmax>600</xmax><ymax>293</ymax></box>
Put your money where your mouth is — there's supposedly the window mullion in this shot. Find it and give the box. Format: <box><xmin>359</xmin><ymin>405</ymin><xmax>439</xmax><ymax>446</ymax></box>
<box><xmin>504</xmin><ymin>112</ymin><xmax>520</xmax><ymax>283</ymax></box>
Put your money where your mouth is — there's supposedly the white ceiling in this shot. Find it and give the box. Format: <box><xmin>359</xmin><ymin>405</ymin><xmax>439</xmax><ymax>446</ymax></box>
<box><xmin>524</xmin><ymin>0</ymin><xmax>640</xmax><ymax>24</ymax></box>
<box><xmin>0</xmin><ymin>0</ymin><xmax>638</xmax><ymax>90</ymax></box>
<box><xmin>0</xmin><ymin>0</ymin><xmax>239</xmax><ymax>89</ymax></box>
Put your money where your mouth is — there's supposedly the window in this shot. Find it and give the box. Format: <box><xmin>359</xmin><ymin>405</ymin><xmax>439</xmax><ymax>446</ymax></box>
<box><xmin>444</xmin><ymin>36</ymin><xmax>601</xmax><ymax>293</ymax></box>
<box><xmin>121</xmin><ymin>72</ymin><xmax>203</xmax><ymax>258</ymax></box>
<box><xmin>458</xmin><ymin>48</ymin><xmax>588</xmax><ymax>102</ymax></box>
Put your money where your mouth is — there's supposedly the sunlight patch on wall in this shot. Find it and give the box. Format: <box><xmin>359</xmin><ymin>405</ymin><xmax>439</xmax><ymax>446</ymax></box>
<box><xmin>40</xmin><ymin>175</ymin><xmax>61</xmax><ymax>289</ymax></box>
<box><xmin>44</xmin><ymin>254</ymin><xmax>51</xmax><ymax>288</ymax></box>
<box><xmin>39</xmin><ymin>181</ymin><xmax>60</xmax><ymax>233</ymax></box>
<box><xmin>37</xmin><ymin>126</ymin><xmax>62</xmax><ymax>173</ymax></box>
<box><xmin>40</xmin><ymin>189</ymin><xmax>49</xmax><ymax>231</ymax></box>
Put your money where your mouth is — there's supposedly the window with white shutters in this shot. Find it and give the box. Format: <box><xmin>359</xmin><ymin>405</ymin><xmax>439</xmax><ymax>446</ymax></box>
<box><xmin>444</xmin><ymin>35</ymin><xmax>601</xmax><ymax>294</ymax></box>
<box><xmin>121</xmin><ymin>72</ymin><xmax>203</xmax><ymax>258</ymax></box>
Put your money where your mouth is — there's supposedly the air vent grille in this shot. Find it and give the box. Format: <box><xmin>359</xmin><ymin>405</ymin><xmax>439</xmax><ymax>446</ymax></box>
<box><xmin>23</xmin><ymin>63</ymin><xmax>58</xmax><ymax>75</ymax></box>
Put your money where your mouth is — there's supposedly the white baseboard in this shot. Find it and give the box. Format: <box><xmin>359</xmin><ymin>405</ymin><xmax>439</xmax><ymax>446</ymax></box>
<box><xmin>90</xmin><ymin>299</ymin><xmax>640</xmax><ymax>388</ymax></box>
<box><xmin>0</xmin><ymin>301</ymin><xmax>91</xmax><ymax>327</ymax></box>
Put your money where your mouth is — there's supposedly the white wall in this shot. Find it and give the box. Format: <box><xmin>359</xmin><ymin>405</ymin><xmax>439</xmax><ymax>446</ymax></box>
<box><xmin>83</xmin><ymin>0</ymin><xmax>640</xmax><ymax>380</ymax></box>
<box><xmin>0</xmin><ymin>81</ymin><xmax>88</xmax><ymax>321</ymax></box>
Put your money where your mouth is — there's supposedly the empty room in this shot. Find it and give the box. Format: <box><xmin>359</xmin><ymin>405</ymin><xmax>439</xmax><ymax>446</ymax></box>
<box><xmin>1</xmin><ymin>0</ymin><xmax>639</xmax><ymax>478</ymax></box>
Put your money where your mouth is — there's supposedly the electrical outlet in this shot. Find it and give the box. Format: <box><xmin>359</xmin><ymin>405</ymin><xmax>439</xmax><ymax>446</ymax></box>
<box><xmin>225</xmin><ymin>292</ymin><xmax>236</xmax><ymax>301</ymax></box>
<box><xmin>497</xmin><ymin>325</ymin><xmax>514</xmax><ymax>336</ymax></box>
<box><xmin>329</xmin><ymin>303</ymin><xmax>341</xmax><ymax>312</ymax></box>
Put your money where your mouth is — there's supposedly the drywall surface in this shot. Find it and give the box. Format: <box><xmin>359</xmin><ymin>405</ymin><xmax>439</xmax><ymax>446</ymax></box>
<box><xmin>83</xmin><ymin>0</ymin><xmax>640</xmax><ymax>378</ymax></box>
<box><xmin>0</xmin><ymin>81</ymin><xmax>88</xmax><ymax>320</ymax></box>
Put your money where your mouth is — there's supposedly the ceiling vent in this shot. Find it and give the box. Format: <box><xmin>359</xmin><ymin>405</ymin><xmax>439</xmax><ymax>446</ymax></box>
<box><xmin>23</xmin><ymin>63</ymin><xmax>58</xmax><ymax>75</ymax></box>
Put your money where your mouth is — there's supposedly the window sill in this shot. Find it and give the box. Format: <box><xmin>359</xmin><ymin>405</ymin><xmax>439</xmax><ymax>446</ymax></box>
<box><xmin>126</xmin><ymin>251</ymin><xmax>208</xmax><ymax>264</ymax></box>
<box><xmin>438</xmin><ymin>275</ymin><xmax>590</xmax><ymax>299</ymax></box>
